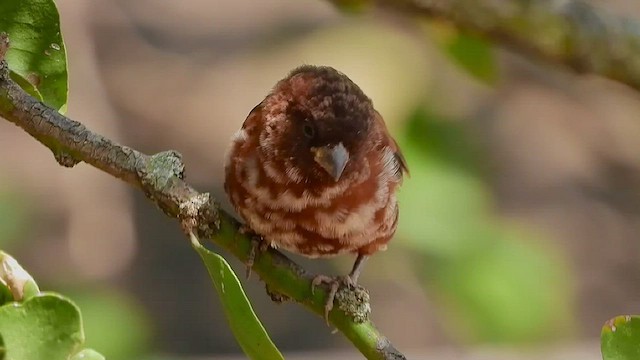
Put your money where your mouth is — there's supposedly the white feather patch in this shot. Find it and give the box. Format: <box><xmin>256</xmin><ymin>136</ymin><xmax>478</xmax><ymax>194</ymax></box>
<box><xmin>269</xmin><ymin>231</ymin><xmax>304</xmax><ymax>248</ymax></box>
<box><xmin>264</xmin><ymin>211</ymin><xmax>296</xmax><ymax>230</ymax></box>
<box><xmin>284</xmin><ymin>162</ymin><xmax>304</xmax><ymax>184</ymax></box>
<box><xmin>241</xmin><ymin>208</ymin><xmax>274</xmax><ymax>234</ymax></box>
<box><xmin>244</xmin><ymin>156</ymin><xmax>260</xmax><ymax>188</ymax></box>
<box><xmin>263</xmin><ymin>160</ymin><xmax>288</xmax><ymax>184</ymax></box>
<box><xmin>232</xmin><ymin>128</ymin><xmax>248</xmax><ymax>143</ymax></box>
<box><xmin>244</xmin><ymin>182</ymin><xmax>350</xmax><ymax>212</ymax></box>
<box><xmin>223</xmin><ymin>129</ymin><xmax>247</xmax><ymax>168</ymax></box>
<box><xmin>380</xmin><ymin>146</ymin><xmax>401</xmax><ymax>182</ymax></box>
<box><xmin>313</xmin><ymin>199</ymin><xmax>378</xmax><ymax>239</ymax></box>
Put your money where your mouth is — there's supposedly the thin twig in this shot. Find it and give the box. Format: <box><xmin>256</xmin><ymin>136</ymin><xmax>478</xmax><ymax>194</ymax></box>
<box><xmin>0</xmin><ymin>53</ymin><xmax>405</xmax><ymax>359</ymax></box>
<box><xmin>340</xmin><ymin>0</ymin><xmax>640</xmax><ymax>91</ymax></box>
<box><xmin>0</xmin><ymin>33</ymin><xmax>9</xmax><ymax>61</ymax></box>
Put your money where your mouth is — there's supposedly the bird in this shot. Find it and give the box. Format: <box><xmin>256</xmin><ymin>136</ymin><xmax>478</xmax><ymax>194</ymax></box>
<box><xmin>224</xmin><ymin>65</ymin><xmax>408</xmax><ymax>320</ymax></box>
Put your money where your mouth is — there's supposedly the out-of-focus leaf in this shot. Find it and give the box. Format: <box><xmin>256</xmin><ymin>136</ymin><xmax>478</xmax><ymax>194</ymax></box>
<box><xmin>397</xmin><ymin>108</ymin><xmax>491</xmax><ymax>256</ymax></box>
<box><xmin>67</xmin><ymin>289</ymin><xmax>150</xmax><ymax>360</ymax></box>
<box><xmin>403</xmin><ymin>108</ymin><xmax>483</xmax><ymax>172</ymax></box>
<box><xmin>190</xmin><ymin>234</ymin><xmax>284</xmax><ymax>360</ymax></box>
<box><xmin>602</xmin><ymin>315</ymin><xmax>640</xmax><ymax>360</ymax></box>
<box><xmin>396</xmin><ymin>106</ymin><xmax>573</xmax><ymax>343</ymax></box>
<box><xmin>0</xmin><ymin>332</ymin><xmax>5</xmax><ymax>360</ymax></box>
<box><xmin>330</xmin><ymin>0</ymin><xmax>372</xmax><ymax>13</ymax></box>
<box><xmin>434</xmin><ymin>227</ymin><xmax>573</xmax><ymax>343</ymax></box>
<box><xmin>0</xmin><ymin>187</ymin><xmax>30</xmax><ymax>250</ymax></box>
<box><xmin>0</xmin><ymin>293</ymin><xmax>86</xmax><ymax>360</ymax></box>
<box><xmin>427</xmin><ymin>21</ymin><xmax>498</xmax><ymax>84</ymax></box>
<box><xmin>0</xmin><ymin>251</ymin><xmax>40</xmax><ymax>302</ymax></box>
<box><xmin>397</xmin><ymin>153</ymin><xmax>491</xmax><ymax>256</ymax></box>
<box><xmin>0</xmin><ymin>0</ymin><xmax>68</xmax><ymax>111</ymax></box>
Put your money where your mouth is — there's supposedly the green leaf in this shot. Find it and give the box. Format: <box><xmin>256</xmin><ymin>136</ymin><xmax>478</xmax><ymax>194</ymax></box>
<box><xmin>190</xmin><ymin>234</ymin><xmax>284</xmax><ymax>360</ymax></box>
<box><xmin>68</xmin><ymin>289</ymin><xmax>150</xmax><ymax>360</ymax></box>
<box><xmin>0</xmin><ymin>293</ymin><xmax>85</xmax><ymax>360</ymax></box>
<box><xmin>0</xmin><ymin>251</ymin><xmax>40</xmax><ymax>302</ymax></box>
<box><xmin>427</xmin><ymin>21</ymin><xmax>498</xmax><ymax>84</ymax></box>
<box><xmin>9</xmin><ymin>71</ymin><xmax>43</xmax><ymax>101</ymax></box>
<box><xmin>0</xmin><ymin>0</ymin><xmax>68</xmax><ymax>111</ymax></box>
<box><xmin>602</xmin><ymin>315</ymin><xmax>640</xmax><ymax>360</ymax></box>
<box><xmin>0</xmin><ymin>285</ymin><xmax>11</xmax><ymax>307</ymax></box>
<box><xmin>69</xmin><ymin>348</ymin><xmax>106</xmax><ymax>360</ymax></box>
<box><xmin>0</xmin><ymin>332</ymin><xmax>5</xmax><ymax>360</ymax></box>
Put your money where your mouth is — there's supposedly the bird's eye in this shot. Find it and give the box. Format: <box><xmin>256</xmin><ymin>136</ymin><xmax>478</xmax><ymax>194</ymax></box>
<box><xmin>302</xmin><ymin>123</ymin><xmax>315</xmax><ymax>139</ymax></box>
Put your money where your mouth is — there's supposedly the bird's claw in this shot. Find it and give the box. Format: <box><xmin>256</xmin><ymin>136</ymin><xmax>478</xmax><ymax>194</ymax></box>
<box><xmin>311</xmin><ymin>274</ymin><xmax>356</xmax><ymax>324</ymax></box>
<box><xmin>241</xmin><ymin>226</ymin><xmax>269</xmax><ymax>280</ymax></box>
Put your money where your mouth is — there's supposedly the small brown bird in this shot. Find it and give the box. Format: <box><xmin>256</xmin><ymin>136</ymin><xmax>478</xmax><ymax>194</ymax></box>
<box><xmin>224</xmin><ymin>65</ymin><xmax>407</xmax><ymax>318</ymax></box>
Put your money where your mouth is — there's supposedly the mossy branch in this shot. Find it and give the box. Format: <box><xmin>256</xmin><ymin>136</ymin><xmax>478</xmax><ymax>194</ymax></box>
<box><xmin>0</xmin><ymin>37</ymin><xmax>404</xmax><ymax>360</ymax></box>
<box><xmin>348</xmin><ymin>0</ymin><xmax>640</xmax><ymax>91</ymax></box>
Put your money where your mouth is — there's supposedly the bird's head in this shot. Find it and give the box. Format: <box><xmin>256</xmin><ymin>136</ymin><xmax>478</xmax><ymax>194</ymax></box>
<box><xmin>257</xmin><ymin>65</ymin><xmax>376</xmax><ymax>185</ymax></box>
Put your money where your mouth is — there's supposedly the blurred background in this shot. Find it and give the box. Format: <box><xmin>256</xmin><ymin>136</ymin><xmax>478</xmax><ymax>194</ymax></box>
<box><xmin>1</xmin><ymin>0</ymin><xmax>640</xmax><ymax>359</ymax></box>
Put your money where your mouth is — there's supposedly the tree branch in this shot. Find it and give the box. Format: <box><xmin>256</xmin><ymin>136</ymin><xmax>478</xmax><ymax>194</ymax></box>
<box><xmin>358</xmin><ymin>0</ymin><xmax>640</xmax><ymax>91</ymax></box>
<box><xmin>0</xmin><ymin>41</ymin><xmax>405</xmax><ymax>360</ymax></box>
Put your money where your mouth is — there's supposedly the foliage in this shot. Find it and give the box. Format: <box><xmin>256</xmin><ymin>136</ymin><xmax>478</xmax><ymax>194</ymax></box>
<box><xmin>67</xmin><ymin>289</ymin><xmax>151</xmax><ymax>360</ymax></box>
<box><xmin>1</xmin><ymin>0</ymin><xmax>639</xmax><ymax>359</ymax></box>
<box><xmin>191</xmin><ymin>234</ymin><xmax>284</xmax><ymax>360</ymax></box>
<box><xmin>426</xmin><ymin>21</ymin><xmax>498</xmax><ymax>84</ymax></box>
<box><xmin>0</xmin><ymin>0</ymin><xmax>68</xmax><ymax>111</ymax></box>
<box><xmin>601</xmin><ymin>316</ymin><xmax>640</xmax><ymax>360</ymax></box>
<box><xmin>397</xmin><ymin>108</ymin><xmax>573</xmax><ymax>342</ymax></box>
<box><xmin>0</xmin><ymin>252</ymin><xmax>104</xmax><ymax>360</ymax></box>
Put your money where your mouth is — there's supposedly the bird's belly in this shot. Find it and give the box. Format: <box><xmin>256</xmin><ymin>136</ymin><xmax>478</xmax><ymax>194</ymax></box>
<box><xmin>235</xmin><ymin>188</ymin><xmax>397</xmax><ymax>258</ymax></box>
<box><xmin>226</xmin><ymin>153</ymin><xmax>400</xmax><ymax>258</ymax></box>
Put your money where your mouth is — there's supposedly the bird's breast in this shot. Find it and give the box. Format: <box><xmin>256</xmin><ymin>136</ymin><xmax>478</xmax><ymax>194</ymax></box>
<box><xmin>225</xmin><ymin>144</ymin><xmax>401</xmax><ymax>258</ymax></box>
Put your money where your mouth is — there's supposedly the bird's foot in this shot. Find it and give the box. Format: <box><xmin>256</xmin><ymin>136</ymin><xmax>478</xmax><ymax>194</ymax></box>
<box><xmin>265</xmin><ymin>283</ymin><xmax>290</xmax><ymax>304</ymax></box>
<box><xmin>311</xmin><ymin>274</ymin><xmax>357</xmax><ymax>324</ymax></box>
<box><xmin>240</xmin><ymin>225</ymin><xmax>269</xmax><ymax>279</ymax></box>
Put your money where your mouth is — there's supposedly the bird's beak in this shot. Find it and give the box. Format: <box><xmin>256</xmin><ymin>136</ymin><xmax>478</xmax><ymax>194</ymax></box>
<box><xmin>311</xmin><ymin>143</ymin><xmax>349</xmax><ymax>182</ymax></box>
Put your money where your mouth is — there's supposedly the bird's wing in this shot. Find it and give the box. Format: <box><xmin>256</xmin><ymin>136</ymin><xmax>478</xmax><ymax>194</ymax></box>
<box><xmin>374</xmin><ymin>111</ymin><xmax>409</xmax><ymax>177</ymax></box>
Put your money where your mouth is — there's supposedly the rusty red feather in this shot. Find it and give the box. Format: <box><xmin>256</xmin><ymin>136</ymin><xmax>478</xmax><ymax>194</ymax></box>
<box><xmin>224</xmin><ymin>65</ymin><xmax>407</xmax><ymax>262</ymax></box>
